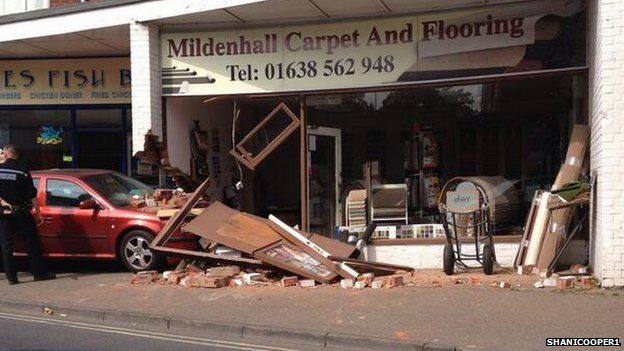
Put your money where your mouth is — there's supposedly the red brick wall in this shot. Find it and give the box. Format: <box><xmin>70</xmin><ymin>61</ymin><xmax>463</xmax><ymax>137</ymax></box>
<box><xmin>49</xmin><ymin>0</ymin><xmax>82</xmax><ymax>7</ymax></box>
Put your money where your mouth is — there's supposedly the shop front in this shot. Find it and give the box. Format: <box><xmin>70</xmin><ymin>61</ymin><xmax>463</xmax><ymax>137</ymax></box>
<box><xmin>0</xmin><ymin>57</ymin><xmax>131</xmax><ymax>173</ymax></box>
<box><xmin>161</xmin><ymin>0</ymin><xmax>588</xmax><ymax>267</ymax></box>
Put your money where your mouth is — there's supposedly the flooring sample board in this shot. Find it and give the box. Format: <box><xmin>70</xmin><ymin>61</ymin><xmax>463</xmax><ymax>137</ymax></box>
<box><xmin>524</xmin><ymin>192</ymin><xmax>551</xmax><ymax>266</ymax></box>
<box><xmin>269</xmin><ymin>215</ymin><xmax>358</xmax><ymax>280</ymax></box>
<box><xmin>254</xmin><ymin>241</ymin><xmax>338</xmax><ymax>284</ymax></box>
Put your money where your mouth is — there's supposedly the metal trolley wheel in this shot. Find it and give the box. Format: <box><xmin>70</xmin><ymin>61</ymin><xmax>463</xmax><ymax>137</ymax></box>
<box><xmin>443</xmin><ymin>243</ymin><xmax>455</xmax><ymax>275</ymax></box>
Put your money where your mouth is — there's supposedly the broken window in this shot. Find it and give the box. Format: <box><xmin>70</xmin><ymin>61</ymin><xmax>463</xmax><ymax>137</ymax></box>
<box><xmin>230</xmin><ymin>102</ymin><xmax>300</xmax><ymax>170</ymax></box>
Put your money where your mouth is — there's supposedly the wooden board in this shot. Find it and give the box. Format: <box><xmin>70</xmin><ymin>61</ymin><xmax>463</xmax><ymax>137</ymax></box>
<box><xmin>514</xmin><ymin>191</ymin><xmax>540</xmax><ymax>267</ymax></box>
<box><xmin>151</xmin><ymin>177</ymin><xmax>211</xmax><ymax>247</ymax></box>
<box><xmin>564</xmin><ymin>125</ymin><xmax>589</xmax><ymax>166</ymax></box>
<box><xmin>183</xmin><ymin>202</ymin><xmax>282</xmax><ymax>255</ymax></box>
<box><xmin>327</xmin><ymin>255</ymin><xmax>414</xmax><ymax>272</ymax></box>
<box><xmin>156</xmin><ymin>208</ymin><xmax>205</xmax><ymax>219</ymax></box>
<box><xmin>523</xmin><ymin>192</ymin><xmax>551</xmax><ymax>266</ymax></box>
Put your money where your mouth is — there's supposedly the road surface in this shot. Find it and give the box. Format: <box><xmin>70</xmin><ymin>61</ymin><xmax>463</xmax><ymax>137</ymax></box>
<box><xmin>0</xmin><ymin>311</ymin><xmax>314</xmax><ymax>351</ymax></box>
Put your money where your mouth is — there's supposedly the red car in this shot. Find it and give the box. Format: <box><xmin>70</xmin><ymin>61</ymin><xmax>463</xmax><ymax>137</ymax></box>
<box><xmin>12</xmin><ymin>169</ymin><xmax>197</xmax><ymax>272</ymax></box>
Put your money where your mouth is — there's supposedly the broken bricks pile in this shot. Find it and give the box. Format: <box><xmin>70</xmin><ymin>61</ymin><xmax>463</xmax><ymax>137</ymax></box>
<box><xmin>131</xmin><ymin>263</ymin><xmax>409</xmax><ymax>290</ymax></box>
<box><xmin>147</xmin><ymin>182</ymin><xmax>414</xmax><ymax>288</ymax></box>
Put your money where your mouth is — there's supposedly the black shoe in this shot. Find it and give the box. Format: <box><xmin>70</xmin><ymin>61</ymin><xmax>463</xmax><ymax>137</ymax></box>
<box><xmin>7</xmin><ymin>278</ymin><xmax>18</xmax><ymax>285</ymax></box>
<box><xmin>34</xmin><ymin>273</ymin><xmax>56</xmax><ymax>282</ymax></box>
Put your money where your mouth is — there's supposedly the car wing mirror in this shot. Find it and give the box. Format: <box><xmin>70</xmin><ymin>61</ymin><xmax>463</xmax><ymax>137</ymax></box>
<box><xmin>79</xmin><ymin>198</ymin><xmax>101</xmax><ymax>210</ymax></box>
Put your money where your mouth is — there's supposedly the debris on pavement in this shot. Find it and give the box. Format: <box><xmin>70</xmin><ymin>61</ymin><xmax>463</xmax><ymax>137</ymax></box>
<box><xmin>144</xmin><ymin>183</ymin><xmax>415</xmax><ymax>289</ymax></box>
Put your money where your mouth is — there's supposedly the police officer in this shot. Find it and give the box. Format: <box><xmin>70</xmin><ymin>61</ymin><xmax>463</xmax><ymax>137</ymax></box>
<box><xmin>0</xmin><ymin>144</ymin><xmax>55</xmax><ymax>285</ymax></box>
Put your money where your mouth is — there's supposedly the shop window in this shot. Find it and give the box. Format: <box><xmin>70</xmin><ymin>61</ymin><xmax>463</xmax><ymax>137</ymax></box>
<box><xmin>46</xmin><ymin>179</ymin><xmax>91</xmax><ymax>208</ymax></box>
<box><xmin>0</xmin><ymin>110</ymin><xmax>72</xmax><ymax>171</ymax></box>
<box><xmin>305</xmin><ymin>74</ymin><xmax>585</xmax><ymax>236</ymax></box>
<box><xmin>75</xmin><ymin>109</ymin><xmax>122</xmax><ymax>129</ymax></box>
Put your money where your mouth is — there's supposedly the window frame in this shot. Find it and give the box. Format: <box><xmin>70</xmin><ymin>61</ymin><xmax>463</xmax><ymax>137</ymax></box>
<box><xmin>44</xmin><ymin>178</ymin><xmax>94</xmax><ymax>208</ymax></box>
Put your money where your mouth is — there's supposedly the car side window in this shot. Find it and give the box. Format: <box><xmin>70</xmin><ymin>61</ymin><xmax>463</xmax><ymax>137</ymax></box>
<box><xmin>33</xmin><ymin>178</ymin><xmax>40</xmax><ymax>191</ymax></box>
<box><xmin>46</xmin><ymin>179</ymin><xmax>92</xmax><ymax>208</ymax></box>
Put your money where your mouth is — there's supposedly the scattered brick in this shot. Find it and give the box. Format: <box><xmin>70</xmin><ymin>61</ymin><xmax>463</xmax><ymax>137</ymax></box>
<box><xmin>298</xmin><ymin>279</ymin><xmax>316</xmax><ymax>288</ymax></box>
<box><xmin>357</xmin><ymin>273</ymin><xmax>375</xmax><ymax>286</ymax></box>
<box><xmin>340</xmin><ymin>279</ymin><xmax>354</xmax><ymax>289</ymax></box>
<box><xmin>384</xmin><ymin>275</ymin><xmax>404</xmax><ymax>288</ymax></box>
<box><xmin>557</xmin><ymin>276</ymin><xmax>575</xmax><ymax>290</ymax></box>
<box><xmin>130</xmin><ymin>270</ymin><xmax>159</xmax><ymax>284</ymax></box>
<box><xmin>354</xmin><ymin>281</ymin><xmax>367</xmax><ymax>289</ymax></box>
<box><xmin>186</xmin><ymin>263</ymin><xmax>203</xmax><ymax>274</ymax></box>
<box><xmin>207</xmin><ymin>266</ymin><xmax>241</xmax><ymax>278</ymax></box>
<box><xmin>189</xmin><ymin>274</ymin><xmax>230</xmax><ymax>288</ymax></box>
<box><xmin>154</xmin><ymin>189</ymin><xmax>173</xmax><ymax>201</ymax></box>
<box><xmin>167</xmin><ymin>271</ymin><xmax>184</xmax><ymax>285</ymax></box>
<box><xmin>280</xmin><ymin>276</ymin><xmax>299</xmax><ymax>287</ymax></box>
<box><xmin>580</xmin><ymin>276</ymin><xmax>594</xmax><ymax>289</ymax></box>
<box><xmin>468</xmin><ymin>276</ymin><xmax>482</xmax><ymax>284</ymax></box>
<box><xmin>371</xmin><ymin>280</ymin><xmax>384</xmax><ymax>289</ymax></box>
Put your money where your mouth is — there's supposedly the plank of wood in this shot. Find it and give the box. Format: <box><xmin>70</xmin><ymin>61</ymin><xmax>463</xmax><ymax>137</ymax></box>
<box><xmin>151</xmin><ymin>177</ymin><xmax>211</xmax><ymax>247</ymax></box>
<box><xmin>156</xmin><ymin>208</ymin><xmax>205</xmax><ymax>219</ymax></box>
<box><xmin>327</xmin><ymin>255</ymin><xmax>415</xmax><ymax>272</ymax></box>
<box><xmin>183</xmin><ymin>202</ymin><xmax>282</xmax><ymax>255</ymax></box>
<box><xmin>151</xmin><ymin>246</ymin><xmax>263</xmax><ymax>265</ymax></box>
<box><xmin>524</xmin><ymin>192</ymin><xmax>551</xmax><ymax>266</ymax></box>
<box><xmin>514</xmin><ymin>191</ymin><xmax>540</xmax><ymax>267</ymax></box>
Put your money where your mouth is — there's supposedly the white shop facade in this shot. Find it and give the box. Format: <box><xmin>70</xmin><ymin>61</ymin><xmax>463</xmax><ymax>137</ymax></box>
<box><xmin>160</xmin><ymin>1</ymin><xmax>588</xmax><ymax>270</ymax></box>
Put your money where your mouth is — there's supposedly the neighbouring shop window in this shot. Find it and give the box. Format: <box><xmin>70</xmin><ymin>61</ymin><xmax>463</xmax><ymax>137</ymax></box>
<box><xmin>76</xmin><ymin>109</ymin><xmax>123</xmax><ymax>129</ymax></box>
<box><xmin>75</xmin><ymin>108</ymin><xmax>126</xmax><ymax>173</ymax></box>
<box><xmin>0</xmin><ymin>109</ymin><xmax>72</xmax><ymax>171</ymax></box>
<box><xmin>306</xmin><ymin>73</ymin><xmax>586</xmax><ymax>235</ymax></box>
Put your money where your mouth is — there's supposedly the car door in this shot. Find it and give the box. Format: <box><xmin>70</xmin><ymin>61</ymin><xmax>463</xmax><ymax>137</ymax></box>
<box><xmin>37</xmin><ymin>178</ymin><xmax>111</xmax><ymax>256</ymax></box>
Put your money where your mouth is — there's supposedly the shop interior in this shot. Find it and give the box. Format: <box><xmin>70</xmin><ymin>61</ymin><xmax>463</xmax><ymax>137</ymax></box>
<box><xmin>168</xmin><ymin>73</ymin><xmax>586</xmax><ymax>239</ymax></box>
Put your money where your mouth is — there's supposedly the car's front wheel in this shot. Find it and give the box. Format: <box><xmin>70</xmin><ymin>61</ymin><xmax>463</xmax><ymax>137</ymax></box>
<box><xmin>119</xmin><ymin>230</ymin><xmax>163</xmax><ymax>272</ymax></box>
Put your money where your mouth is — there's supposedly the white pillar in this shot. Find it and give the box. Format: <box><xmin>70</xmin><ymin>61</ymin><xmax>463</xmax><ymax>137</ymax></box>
<box><xmin>588</xmin><ymin>0</ymin><xmax>624</xmax><ymax>287</ymax></box>
<box><xmin>130</xmin><ymin>22</ymin><xmax>162</xmax><ymax>155</ymax></box>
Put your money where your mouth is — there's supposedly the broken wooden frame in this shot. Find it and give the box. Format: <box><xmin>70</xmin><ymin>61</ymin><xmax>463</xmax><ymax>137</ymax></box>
<box><xmin>230</xmin><ymin>102</ymin><xmax>301</xmax><ymax>170</ymax></box>
<box><xmin>149</xmin><ymin>177</ymin><xmax>263</xmax><ymax>265</ymax></box>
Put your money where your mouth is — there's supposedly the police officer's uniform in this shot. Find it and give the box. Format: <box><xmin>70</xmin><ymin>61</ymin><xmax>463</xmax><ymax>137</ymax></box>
<box><xmin>0</xmin><ymin>158</ymin><xmax>51</xmax><ymax>285</ymax></box>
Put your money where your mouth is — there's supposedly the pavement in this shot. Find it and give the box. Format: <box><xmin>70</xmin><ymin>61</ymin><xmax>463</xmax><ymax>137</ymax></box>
<box><xmin>0</xmin><ymin>267</ymin><xmax>622</xmax><ymax>351</ymax></box>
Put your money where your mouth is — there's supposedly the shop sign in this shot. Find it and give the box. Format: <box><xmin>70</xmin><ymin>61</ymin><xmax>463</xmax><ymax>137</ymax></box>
<box><xmin>37</xmin><ymin>126</ymin><xmax>64</xmax><ymax>145</ymax></box>
<box><xmin>447</xmin><ymin>182</ymin><xmax>480</xmax><ymax>213</ymax></box>
<box><xmin>161</xmin><ymin>0</ymin><xmax>585</xmax><ymax>96</ymax></box>
<box><xmin>0</xmin><ymin>57</ymin><xmax>130</xmax><ymax>105</ymax></box>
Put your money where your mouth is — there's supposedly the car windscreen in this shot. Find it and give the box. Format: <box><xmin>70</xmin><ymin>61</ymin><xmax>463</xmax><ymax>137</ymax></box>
<box><xmin>85</xmin><ymin>173</ymin><xmax>154</xmax><ymax>207</ymax></box>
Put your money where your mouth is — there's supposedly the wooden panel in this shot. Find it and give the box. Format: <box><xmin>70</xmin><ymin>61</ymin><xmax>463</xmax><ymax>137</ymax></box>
<box><xmin>183</xmin><ymin>202</ymin><xmax>281</xmax><ymax>255</ymax></box>
<box><xmin>151</xmin><ymin>177</ymin><xmax>211</xmax><ymax>247</ymax></box>
<box><xmin>216</xmin><ymin>213</ymin><xmax>282</xmax><ymax>254</ymax></box>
